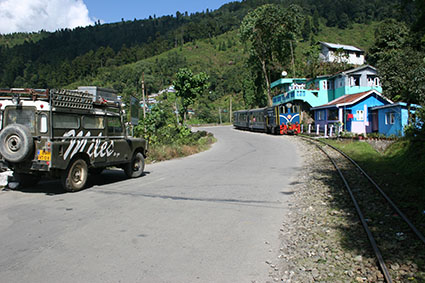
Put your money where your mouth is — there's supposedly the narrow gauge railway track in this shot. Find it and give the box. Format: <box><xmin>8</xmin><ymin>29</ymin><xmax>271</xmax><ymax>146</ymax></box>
<box><xmin>299</xmin><ymin>136</ymin><xmax>425</xmax><ymax>283</ymax></box>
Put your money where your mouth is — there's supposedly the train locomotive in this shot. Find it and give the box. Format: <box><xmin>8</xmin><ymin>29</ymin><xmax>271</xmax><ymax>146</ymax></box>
<box><xmin>233</xmin><ymin>103</ymin><xmax>301</xmax><ymax>135</ymax></box>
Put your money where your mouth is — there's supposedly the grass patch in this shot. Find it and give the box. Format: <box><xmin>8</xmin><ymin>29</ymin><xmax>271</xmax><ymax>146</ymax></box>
<box><xmin>146</xmin><ymin>132</ymin><xmax>216</xmax><ymax>163</ymax></box>
<box><xmin>325</xmin><ymin>138</ymin><xmax>425</xmax><ymax>231</ymax></box>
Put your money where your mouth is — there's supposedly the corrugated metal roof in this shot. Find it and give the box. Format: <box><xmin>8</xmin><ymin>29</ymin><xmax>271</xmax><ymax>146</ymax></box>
<box><xmin>320</xmin><ymin>41</ymin><xmax>364</xmax><ymax>53</ymax></box>
<box><xmin>311</xmin><ymin>90</ymin><xmax>392</xmax><ymax>110</ymax></box>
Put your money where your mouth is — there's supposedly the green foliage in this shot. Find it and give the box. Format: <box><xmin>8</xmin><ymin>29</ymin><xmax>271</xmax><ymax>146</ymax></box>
<box><xmin>173</xmin><ymin>68</ymin><xmax>209</xmax><ymax>122</ymax></box>
<box><xmin>369</xmin><ymin>20</ymin><xmax>425</xmax><ymax>110</ymax></box>
<box><xmin>146</xmin><ymin>131</ymin><xmax>215</xmax><ymax>163</ymax></box>
<box><xmin>134</xmin><ymin>99</ymin><xmax>196</xmax><ymax>146</ymax></box>
<box><xmin>302</xmin><ymin>17</ymin><xmax>312</xmax><ymax>42</ymax></box>
<box><xmin>404</xmin><ymin>106</ymin><xmax>425</xmax><ymax>140</ymax></box>
<box><xmin>240</xmin><ymin>4</ymin><xmax>303</xmax><ymax>106</ymax></box>
<box><xmin>377</xmin><ymin>48</ymin><xmax>425</xmax><ymax>104</ymax></box>
<box><xmin>368</xmin><ymin>19</ymin><xmax>409</xmax><ymax>65</ymax></box>
<box><xmin>0</xmin><ymin>31</ymin><xmax>49</xmax><ymax>47</ymax></box>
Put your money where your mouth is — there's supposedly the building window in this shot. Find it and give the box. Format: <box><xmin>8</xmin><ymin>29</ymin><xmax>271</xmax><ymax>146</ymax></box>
<box><xmin>327</xmin><ymin>109</ymin><xmax>339</xmax><ymax>121</ymax></box>
<box><xmin>350</xmin><ymin>75</ymin><xmax>361</xmax><ymax>86</ymax></box>
<box><xmin>356</xmin><ymin>110</ymin><xmax>364</xmax><ymax>121</ymax></box>
<box><xmin>317</xmin><ymin>110</ymin><xmax>325</xmax><ymax>121</ymax></box>
<box><xmin>385</xmin><ymin>112</ymin><xmax>395</xmax><ymax>125</ymax></box>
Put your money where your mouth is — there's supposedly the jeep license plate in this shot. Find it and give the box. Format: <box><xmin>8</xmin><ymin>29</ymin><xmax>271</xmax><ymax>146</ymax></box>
<box><xmin>38</xmin><ymin>150</ymin><xmax>51</xmax><ymax>161</ymax></box>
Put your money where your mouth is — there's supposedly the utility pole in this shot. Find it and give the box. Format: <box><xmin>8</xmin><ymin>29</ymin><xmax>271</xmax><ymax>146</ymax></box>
<box><xmin>141</xmin><ymin>72</ymin><xmax>146</xmax><ymax>119</ymax></box>
<box><xmin>175</xmin><ymin>98</ymin><xmax>180</xmax><ymax>125</ymax></box>
<box><xmin>219</xmin><ymin>107</ymin><xmax>222</xmax><ymax>124</ymax></box>
<box><xmin>290</xmin><ymin>41</ymin><xmax>296</xmax><ymax>78</ymax></box>
<box><xmin>229</xmin><ymin>95</ymin><xmax>233</xmax><ymax>123</ymax></box>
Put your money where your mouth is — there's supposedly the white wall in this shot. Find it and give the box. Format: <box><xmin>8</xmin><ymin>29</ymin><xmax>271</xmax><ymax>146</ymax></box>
<box><xmin>320</xmin><ymin>47</ymin><xmax>365</xmax><ymax>65</ymax></box>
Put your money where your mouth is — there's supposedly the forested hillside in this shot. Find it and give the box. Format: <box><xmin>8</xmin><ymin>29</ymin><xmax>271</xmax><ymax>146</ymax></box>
<box><xmin>0</xmin><ymin>0</ymin><xmax>405</xmax><ymax>89</ymax></box>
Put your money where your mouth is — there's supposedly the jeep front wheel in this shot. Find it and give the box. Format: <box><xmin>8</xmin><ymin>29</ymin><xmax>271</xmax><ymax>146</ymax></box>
<box><xmin>124</xmin><ymin>152</ymin><xmax>145</xmax><ymax>178</ymax></box>
<box><xmin>61</xmin><ymin>159</ymin><xmax>88</xmax><ymax>192</ymax></box>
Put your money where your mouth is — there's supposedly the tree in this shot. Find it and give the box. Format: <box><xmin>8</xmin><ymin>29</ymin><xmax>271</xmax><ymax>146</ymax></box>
<box><xmin>338</xmin><ymin>13</ymin><xmax>350</xmax><ymax>29</ymax></box>
<box><xmin>377</xmin><ymin>48</ymin><xmax>425</xmax><ymax>108</ymax></box>
<box><xmin>368</xmin><ymin>19</ymin><xmax>409</xmax><ymax>65</ymax></box>
<box><xmin>173</xmin><ymin>68</ymin><xmax>209</xmax><ymax>122</ymax></box>
<box><xmin>301</xmin><ymin>17</ymin><xmax>312</xmax><ymax>42</ymax></box>
<box><xmin>239</xmin><ymin>4</ymin><xmax>303</xmax><ymax>106</ymax></box>
<box><xmin>369</xmin><ymin>19</ymin><xmax>425</xmax><ymax>123</ymax></box>
<box><xmin>312</xmin><ymin>10</ymin><xmax>320</xmax><ymax>35</ymax></box>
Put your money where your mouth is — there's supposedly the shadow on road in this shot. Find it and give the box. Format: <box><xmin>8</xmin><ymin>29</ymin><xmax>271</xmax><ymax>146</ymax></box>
<box><xmin>5</xmin><ymin>170</ymin><xmax>150</xmax><ymax>195</ymax></box>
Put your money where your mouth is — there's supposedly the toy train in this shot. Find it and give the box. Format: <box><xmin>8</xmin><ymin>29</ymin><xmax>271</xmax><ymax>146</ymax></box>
<box><xmin>233</xmin><ymin>104</ymin><xmax>301</xmax><ymax>135</ymax></box>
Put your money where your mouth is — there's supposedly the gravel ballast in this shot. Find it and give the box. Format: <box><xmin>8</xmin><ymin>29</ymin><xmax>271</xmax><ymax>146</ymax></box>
<box><xmin>267</xmin><ymin>136</ymin><xmax>420</xmax><ymax>282</ymax></box>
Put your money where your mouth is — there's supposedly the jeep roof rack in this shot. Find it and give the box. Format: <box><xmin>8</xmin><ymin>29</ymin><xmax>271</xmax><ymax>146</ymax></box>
<box><xmin>0</xmin><ymin>87</ymin><xmax>122</xmax><ymax>110</ymax></box>
<box><xmin>0</xmin><ymin>88</ymin><xmax>49</xmax><ymax>100</ymax></box>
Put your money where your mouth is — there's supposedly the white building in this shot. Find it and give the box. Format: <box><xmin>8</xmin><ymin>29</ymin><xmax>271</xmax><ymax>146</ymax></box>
<box><xmin>319</xmin><ymin>42</ymin><xmax>365</xmax><ymax>65</ymax></box>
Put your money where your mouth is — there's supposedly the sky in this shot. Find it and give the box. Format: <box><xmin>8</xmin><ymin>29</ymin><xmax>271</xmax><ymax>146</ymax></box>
<box><xmin>0</xmin><ymin>0</ymin><xmax>236</xmax><ymax>34</ymax></box>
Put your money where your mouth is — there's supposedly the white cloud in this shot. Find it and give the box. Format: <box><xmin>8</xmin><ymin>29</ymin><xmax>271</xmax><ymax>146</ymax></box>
<box><xmin>0</xmin><ymin>0</ymin><xmax>94</xmax><ymax>34</ymax></box>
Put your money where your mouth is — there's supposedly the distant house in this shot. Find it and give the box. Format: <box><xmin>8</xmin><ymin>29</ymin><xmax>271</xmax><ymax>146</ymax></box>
<box><xmin>370</xmin><ymin>103</ymin><xmax>420</xmax><ymax>137</ymax></box>
<box><xmin>319</xmin><ymin>42</ymin><xmax>365</xmax><ymax>65</ymax></box>
<box><xmin>311</xmin><ymin>90</ymin><xmax>393</xmax><ymax>134</ymax></box>
<box><xmin>147</xmin><ymin>85</ymin><xmax>176</xmax><ymax>105</ymax></box>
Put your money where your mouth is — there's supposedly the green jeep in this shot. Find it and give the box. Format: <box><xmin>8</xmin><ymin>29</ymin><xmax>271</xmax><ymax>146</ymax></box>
<box><xmin>0</xmin><ymin>87</ymin><xmax>148</xmax><ymax>192</ymax></box>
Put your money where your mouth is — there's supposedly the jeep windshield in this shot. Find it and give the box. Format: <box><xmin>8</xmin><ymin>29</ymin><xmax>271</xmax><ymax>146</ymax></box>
<box><xmin>4</xmin><ymin>107</ymin><xmax>36</xmax><ymax>133</ymax></box>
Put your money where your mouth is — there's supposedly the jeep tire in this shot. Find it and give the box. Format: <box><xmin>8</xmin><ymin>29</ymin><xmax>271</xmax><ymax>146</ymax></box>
<box><xmin>0</xmin><ymin>124</ymin><xmax>34</xmax><ymax>163</ymax></box>
<box><xmin>124</xmin><ymin>152</ymin><xmax>145</xmax><ymax>178</ymax></box>
<box><xmin>61</xmin><ymin>158</ymin><xmax>88</xmax><ymax>192</ymax></box>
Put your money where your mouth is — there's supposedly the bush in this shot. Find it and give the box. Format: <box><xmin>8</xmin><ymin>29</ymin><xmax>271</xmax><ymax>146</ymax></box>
<box><xmin>405</xmin><ymin>106</ymin><xmax>425</xmax><ymax>140</ymax></box>
<box><xmin>134</xmin><ymin>101</ymin><xmax>214</xmax><ymax>147</ymax></box>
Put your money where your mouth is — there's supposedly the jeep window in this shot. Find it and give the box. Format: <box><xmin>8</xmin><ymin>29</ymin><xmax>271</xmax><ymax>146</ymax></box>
<box><xmin>53</xmin><ymin>113</ymin><xmax>79</xmax><ymax>129</ymax></box>
<box><xmin>0</xmin><ymin>111</ymin><xmax>3</xmax><ymax>130</ymax></box>
<box><xmin>40</xmin><ymin>114</ymin><xmax>48</xmax><ymax>133</ymax></box>
<box><xmin>107</xmin><ymin>116</ymin><xmax>123</xmax><ymax>136</ymax></box>
<box><xmin>83</xmin><ymin>116</ymin><xmax>105</xmax><ymax>129</ymax></box>
<box><xmin>5</xmin><ymin>107</ymin><xmax>36</xmax><ymax>132</ymax></box>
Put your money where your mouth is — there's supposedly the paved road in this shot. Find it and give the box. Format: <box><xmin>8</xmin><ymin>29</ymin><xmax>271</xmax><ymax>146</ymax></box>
<box><xmin>0</xmin><ymin>126</ymin><xmax>300</xmax><ymax>283</ymax></box>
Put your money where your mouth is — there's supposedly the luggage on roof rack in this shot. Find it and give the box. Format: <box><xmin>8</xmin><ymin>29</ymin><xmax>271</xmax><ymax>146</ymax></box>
<box><xmin>50</xmin><ymin>89</ymin><xmax>94</xmax><ymax>110</ymax></box>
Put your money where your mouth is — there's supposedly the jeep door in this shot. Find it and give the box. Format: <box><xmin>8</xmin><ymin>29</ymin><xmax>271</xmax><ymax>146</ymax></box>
<box><xmin>81</xmin><ymin>115</ymin><xmax>107</xmax><ymax>166</ymax></box>
<box><xmin>106</xmin><ymin>115</ymin><xmax>131</xmax><ymax>165</ymax></box>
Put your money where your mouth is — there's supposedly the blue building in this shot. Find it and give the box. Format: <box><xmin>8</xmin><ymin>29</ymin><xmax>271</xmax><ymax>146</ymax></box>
<box><xmin>311</xmin><ymin>90</ymin><xmax>393</xmax><ymax>134</ymax></box>
<box><xmin>370</xmin><ymin>103</ymin><xmax>420</xmax><ymax>137</ymax></box>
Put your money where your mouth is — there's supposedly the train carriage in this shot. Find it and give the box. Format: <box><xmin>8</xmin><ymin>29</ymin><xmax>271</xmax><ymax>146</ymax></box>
<box><xmin>233</xmin><ymin>103</ymin><xmax>301</xmax><ymax>135</ymax></box>
<box><xmin>248</xmin><ymin>108</ymin><xmax>267</xmax><ymax>132</ymax></box>
<box><xmin>233</xmin><ymin>110</ymin><xmax>249</xmax><ymax>129</ymax></box>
